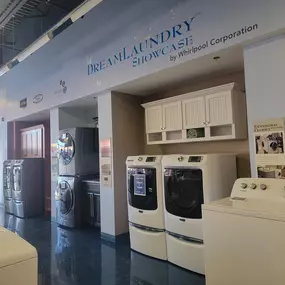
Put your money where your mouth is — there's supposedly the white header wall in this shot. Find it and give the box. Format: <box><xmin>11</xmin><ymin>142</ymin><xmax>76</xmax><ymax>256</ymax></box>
<box><xmin>244</xmin><ymin>35</ymin><xmax>285</xmax><ymax>175</ymax></box>
<box><xmin>1</xmin><ymin>0</ymin><xmax>285</xmax><ymax>121</ymax></box>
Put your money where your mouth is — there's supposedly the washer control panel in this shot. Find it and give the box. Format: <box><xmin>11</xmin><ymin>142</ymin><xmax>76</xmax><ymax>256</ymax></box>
<box><xmin>231</xmin><ymin>178</ymin><xmax>285</xmax><ymax>201</ymax></box>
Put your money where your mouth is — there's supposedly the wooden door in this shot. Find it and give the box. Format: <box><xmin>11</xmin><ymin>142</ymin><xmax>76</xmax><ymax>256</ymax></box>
<box><xmin>162</xmin><ymin>101</ymin><xmax>182</xmax><ymax>131</ymax></box>
<box><xmin>145</xmin><ymin>105</ymin><xmax>163</xmax><ymax>133</ymax></box>
<box><xmin>182</xmin><ymin>97</ymin><xmax>206</xmax><ymax>129</ymax></box>
<box><xmin>205</xmin><ymin>91</ymin><xmax>233</xmax><ymax>126</ymax></box>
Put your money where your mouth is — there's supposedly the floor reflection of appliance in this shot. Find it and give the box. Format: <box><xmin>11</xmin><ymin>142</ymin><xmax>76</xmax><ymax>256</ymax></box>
<box><xmin>14</xmin><ymin>216</ymin><xmax>25</xmax><ymax>237</ymax></box>
<box><xmin>12</xmin><ymin>159</ymin><xmax>44</xmax><ymax>218</ymax></box>
<box><xmin>55</xmin><ymin>226</ymin><xmax>77</xmax><ymax>282</ymax></box>
<box><xmin>56</xmin><ymin>175</ymin><xmax>88</xmax><ymax>228</ymax></box>
<box><xmin>162</xmin><ymin>154</ymin><xmax>237</xmax><ymax>274</ymax></box>
<box><xmin>202</xmin><ymin>178</ymin><xmax>285</xmax><ymax>285</ymax></box>
<box><xmin>58</xmin><ymin>128</ymin><xmax>99</xmax><ymax>176</ymax></box>
<box><xmin>130</xmin><ymin>250</ymin><xmax>168</xmax><ymax>285</ymax></box>
<box><xmin>126</xmin><ymin>155</ymin><xmax>167</xmax><ymax>260</ymax></box>
<box><xmin>3</xmin><ymin>160</ymin><xmax>14</xmax><ymax>214</ymax></box>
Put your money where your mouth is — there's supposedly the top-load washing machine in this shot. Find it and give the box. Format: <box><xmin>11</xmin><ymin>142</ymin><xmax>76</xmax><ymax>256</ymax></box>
<box><xmin>202</xmin><ymin>178</ymin><xmax>285</xmax><ymax>285</ymax></box>
<box><xmin>58</xmin><ymin>128</ymin><xmax>99</xmax><ymax>176</ymax></box>
<box><xmin>126</xmin><ymin>155</ymin><xmax>167</xmax><ymax>260</ymax></box>
<box><xmin>162</xmin><ymin>154</ymin><xmax>237</xmax><ymax>274</ymax></box>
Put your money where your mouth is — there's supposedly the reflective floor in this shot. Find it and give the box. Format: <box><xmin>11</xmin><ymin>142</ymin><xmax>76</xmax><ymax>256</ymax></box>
<box><xmin>0</xmin><ymin>209</ymin><xmax>205</xmax><ymax>285</ymax></box>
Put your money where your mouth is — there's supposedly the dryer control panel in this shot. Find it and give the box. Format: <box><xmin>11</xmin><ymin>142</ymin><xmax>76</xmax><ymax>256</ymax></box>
<box><xmin>231</xmin><ymin>178</ymin><xmax>285</xmax><ymax>201</ymax></box>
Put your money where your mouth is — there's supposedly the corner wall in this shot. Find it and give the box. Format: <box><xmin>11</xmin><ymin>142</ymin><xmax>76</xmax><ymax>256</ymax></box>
<box><xmin>244</xmin><ymin>34</ymin><xmax>285</xmax><ymax>175</ymax></box>
<box><xmin>98</xmin><ymin>92</ymin><xmax>145</xmax><ymax>237</ymax></box>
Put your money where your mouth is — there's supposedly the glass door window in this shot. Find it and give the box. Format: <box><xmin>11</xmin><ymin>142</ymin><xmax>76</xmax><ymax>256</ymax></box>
<box><xmin>128</xmin><ymin>167</ymin><xmax>157</xmax><ymax>210</ymax></box>
<box><xmin>59</xmin><ymin>181</ymin><xmax>73</xmax><ymax>215</ymax></box>
<box><xmin>58</xmin><ymin>133</ymin><xmax>75</xmax><ymax>165</ymax></box>
<box><xmin>164</xmin><ymin>168</ymin><xmax>203</xmax><ymax>219</ymax></box>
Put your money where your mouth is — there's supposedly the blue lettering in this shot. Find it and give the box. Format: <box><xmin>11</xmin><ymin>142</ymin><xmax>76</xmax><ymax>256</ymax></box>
<box><xmin>172</xmin><ymin>24</ymin><xmax>183</xmax><ymax>38</ymax></box>
<box><xmin>170</xmin><ymin>44</ymin><xmax>177</xmax><ymax>53</ymax></box>
<box><xmin>185</xmin><ymin>35</ymin><xmax>193</xmax><ymax>46</ymax></box>
<box><xmin>94</xmin><ymin>64</ymin><xmax>100</xmax><ymax>73</ymax></box>
<box><xmin>160</xmin><ymin>30</ymin><xmax>171</xmax><ymax>44</ymax></box>
<box><xmin>123</xmin><ymin>47</ymin><xmax>131</xmax><ymax>60</ymax></box>
<box><xmin>88</xmin><ymin>64</ymin><xmax>94</xmax><ymax>75</ymax></box>
<box><xmin>133</xmin><ymin>57</ymin><xmax>138</xmax><ymax>67</ymax></box>
<box><xmin>107</xmin><ymin>58</ymin><xmax>113</xmax><ymax>67</ymax></box>
<box><xmin>114</xmin><ymin>52</ymin><xmax>123</xmax><ymax>62</ymax></box>
<box><xmin>178</xmin><ymin>38</ymin><xmax>185</xmax><ymax>49</ymax></box>
<box><xmin>131</xmin><ymin>46</ymin><xmax>140</xmax><ymax>57</ymax></box>
<box><xmin>149</xmin><ymin>35</ymin><xmax>159</xmax><ymax>48</ymax></box>
<box><xmin>100</xmin><ymin>60</ymin><xmax>106</xmax><ymax>70</ymax></box>
<box><xmin>184</xmin><ymin>14</ymin><xmax>197</xmax><ymax>32</ymax></box>
<box><xmin>152</xmin><ymin>49</ymin><xmax>161</xmax><ymax>58</ymax></box>
<box><xmin>162</xmin><ymin>46</ymin><xmax>170</xmax><ymax>55</ymax></box>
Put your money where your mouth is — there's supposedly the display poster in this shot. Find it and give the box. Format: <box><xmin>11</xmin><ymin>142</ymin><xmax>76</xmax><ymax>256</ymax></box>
<box><xmin>134</xmin><ymin>174</ymin><xmax>146</xmax><ymax>196</ymax></box>
<box><xmin>100</xmin><ymin>138</ymin><xmax>112</xmax><ymax>187</ymax></box>
<box><xmin>254</xmin><ymin>118</ymin><xmax>285</xmax><ymax>178</ymax></box>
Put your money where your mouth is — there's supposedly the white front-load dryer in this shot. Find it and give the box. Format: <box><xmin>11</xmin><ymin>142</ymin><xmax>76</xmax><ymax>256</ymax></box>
<box><xmin>126</xmin><ymin>155</ymin><xmax>166</xmax><ymax>260</ymax></box>
<box><xmin>162</xmin><ymin>154</ymin><xmax>237</xmax><ymax>274</ymax></box>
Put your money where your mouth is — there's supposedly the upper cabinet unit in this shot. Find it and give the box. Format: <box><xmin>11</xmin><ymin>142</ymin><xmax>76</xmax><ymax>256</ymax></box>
<box><xmin>142</xmin><ymin>83</ymin><xmax>247</xmax><ymax>145</ymax></box>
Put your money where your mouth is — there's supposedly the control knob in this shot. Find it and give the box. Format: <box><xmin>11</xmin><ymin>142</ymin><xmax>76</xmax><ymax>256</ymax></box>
<box><xmin>250</xmin><ymin>183</ymin><xmax>257</xmax><ymax>189</ymax></box>
<box><xmin>260</xmin><ymin>184</ymin><xmax>267</xmax><ymax>190</ymax></box>
<box><xmin>178</xmin><ymin>156</ymin><xmax>184</xmax><ymax>162</ymax></box>
<box><xmin>138</xmin><ymin>157</ymin><xmax>143</xmax><ymax>162</ymax></box>
<box><xmin>240</xmin><ymin>183</ymin><xmax>247</xmax><ymax>189</ymax></box>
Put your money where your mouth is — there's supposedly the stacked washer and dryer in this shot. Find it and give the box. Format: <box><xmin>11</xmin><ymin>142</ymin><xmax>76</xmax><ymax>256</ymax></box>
<box><xmin>126</xmin><ymin>154</ymin><xmax>237</xmax><ymax>274</ymax></box>
<box><xmin>56</xmin><ymin>128</ymin><xmax>99</xmax><ymax>228</ymax></box>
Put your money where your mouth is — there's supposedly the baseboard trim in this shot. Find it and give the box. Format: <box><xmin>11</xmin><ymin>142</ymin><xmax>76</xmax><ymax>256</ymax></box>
<box><xmin>101</xmin><ymin>232</ymin><xmax>130</xmax><ymax>243</ymax></box>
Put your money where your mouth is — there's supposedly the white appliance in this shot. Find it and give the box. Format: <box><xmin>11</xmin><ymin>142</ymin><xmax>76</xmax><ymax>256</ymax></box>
<box><xmin>0</xmin><ymin>227</ymin><xmax>37</xmax><ymax>285</ymax></box>
<box><xmin>126</xmin><ymin>155</ymin><xmax>167</xmax><ymax>260</ymax></box>
<box><xmin>203</xmin><ymin>178</ymin><xmax>285</xmax><ymax>285</ymax></box>
<box><xmin>162</xmin><ymin>154</ymin><xmax>237</xmax><ymax>274</ymax></box>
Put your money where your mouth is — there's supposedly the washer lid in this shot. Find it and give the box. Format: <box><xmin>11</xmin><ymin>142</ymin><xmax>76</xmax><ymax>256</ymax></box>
<box><xmin>0</xmin><ymin>227</ymin><xmax>37</xmax><ymax>268</ymax></box>
<box><xmin>202</xmin><ymin>197</ymin><xmax>285</xmax><ymax>222</ymax></box>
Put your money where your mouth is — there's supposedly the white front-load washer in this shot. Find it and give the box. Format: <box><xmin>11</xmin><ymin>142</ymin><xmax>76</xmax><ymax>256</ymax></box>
<box><xmin>0</xmin><ymin>227</ymin><xmax>38</xmax><ymax>285</ymax></box>
<box><xmin>203</xmin><ymin>178</ymin><xmax>285</xmax><ymax>285</ymax></box>
<box><xmin>126</xmin><ymin>155</ymin><xmax>166</xmax><ymax>260</ymax></box>
<box><xmin>162</xmin><ymin>154</ymin><xmax>237</xmax><ymax>274</ymax></box>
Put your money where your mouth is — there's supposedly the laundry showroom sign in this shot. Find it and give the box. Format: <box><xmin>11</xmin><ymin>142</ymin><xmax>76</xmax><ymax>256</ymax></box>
<box><xmin>87</xmin><ymin>12</ymin><xmax>258</xmax><ymax>76</ymax></box>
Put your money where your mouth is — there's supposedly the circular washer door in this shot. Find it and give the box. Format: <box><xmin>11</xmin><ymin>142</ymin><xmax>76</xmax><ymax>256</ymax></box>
<box><xmin>58</xmin><ymin>132</ymin><xmax>75</xmax><ymax>165</ymax></box>
<box><xmin>59</xmin><ymin>181</ymin><xmax>73</xmax><ymax>215</ymax></box>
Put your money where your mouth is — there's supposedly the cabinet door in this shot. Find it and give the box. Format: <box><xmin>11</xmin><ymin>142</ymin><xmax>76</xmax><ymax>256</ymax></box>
<box><xmin>205</xmin><ymin>91</ymin><xmax>233</xmax><ymax>126</ymax></box>
<box><xmin>145</xmin><ymin>105</ymin><xmax>163</xmax><ymax>133</ymax></box>
<box><xmin>162</xmin><ymin>101</ymin><xmax>182</xmax><ymax>131</ymax></box>
<box><xmin>182</xmin><ymin>97</ymin><xmax>206</xmax><ymax>129</ymax></box>
<box><xmin>21</xmin><ymin>128</ymin><xmax>43</xmax><ymax>158</ymax></box>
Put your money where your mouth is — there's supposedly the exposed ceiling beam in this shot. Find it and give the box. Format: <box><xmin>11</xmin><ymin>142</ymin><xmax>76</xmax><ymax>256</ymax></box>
<box><xmin>0</xmin><ymin>0</ymin><xmax>29</xmax><ymax>28</ymax></box>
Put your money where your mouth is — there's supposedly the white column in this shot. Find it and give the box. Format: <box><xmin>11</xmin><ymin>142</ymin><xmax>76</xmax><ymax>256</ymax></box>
<box><xmin>244</xmin><ymin>34</ymin><xmax>285</xmax><ymax>175</ymax></box>
<box><xmin>98</xmin><ymin>91</ymin><xmax>145</xmax><ymax>237</ymax></box>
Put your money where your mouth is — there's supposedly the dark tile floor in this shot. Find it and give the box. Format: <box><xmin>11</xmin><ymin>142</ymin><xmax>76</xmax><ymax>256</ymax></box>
<box><xmin>0</xmin><ymin>209</ymin><xmax>205</xmax><ymax>285</ymax></box>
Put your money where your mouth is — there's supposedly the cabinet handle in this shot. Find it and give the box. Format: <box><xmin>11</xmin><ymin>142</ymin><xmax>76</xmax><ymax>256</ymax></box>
<box><xmin>202</xmin><ymin>122</ymin><xmax>206</xmax><ymax>125</ymax></box>
<box><xmin>162</xmin><ymin>127</ymin><xmax>166</xmax><ymax>130</ymax></box>
<box><xmin>206</xmin><ymin>121</ymin><xmax>210</xmax><ymax>124</ymax></box>
<box><xmin>160</xmin><ymin>127</ymin><xmax>163</xmax><ymax>130</ymax></box>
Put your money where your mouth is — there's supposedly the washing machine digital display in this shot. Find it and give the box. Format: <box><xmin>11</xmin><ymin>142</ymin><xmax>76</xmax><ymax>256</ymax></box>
<box><xmin>128</xmin><ymin>167</ymin><xmax>157</xmax><ymax>210</ymax></box>
<box><xmin>134</xmin><ymin>174</ymin><xmax>146</xmax><ymax>196</ymax></box>
<box><xmin>58</xmin><ymin>133</ymin><xmax>75</xmax><ymax>165</ymax></box>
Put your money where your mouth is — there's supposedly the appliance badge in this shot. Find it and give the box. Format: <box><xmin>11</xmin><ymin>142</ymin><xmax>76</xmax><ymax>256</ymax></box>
<box><xmin>33</xmin><ymin>94</ymin><xmax>43</xmax><ymax>104</ymax></box>
<box><xmin>20</xmin><ymin>98</ymin><xmax>27</xmax><ymax>108</ymax></box>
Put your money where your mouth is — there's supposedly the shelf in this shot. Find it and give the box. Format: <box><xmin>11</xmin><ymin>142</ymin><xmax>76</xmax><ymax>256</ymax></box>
<box><xmin>210</xmin><ymin>125</ymin><xmax>232</xmax><ymax>137</ymax></box>
<box><xmin>166</xmin><ymin>130</ymin><xmax>183</xmax><ymax>141</ymax></box>
<box><xmin>147</xmin><ymin>132</ymin><xmax>163</xmax><ymax>143</ymax></box>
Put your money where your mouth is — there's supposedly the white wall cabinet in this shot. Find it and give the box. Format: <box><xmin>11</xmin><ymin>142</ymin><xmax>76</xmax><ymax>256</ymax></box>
<box><xmin>142</xmin><ymin>83</ymin><xmax>247</xmax><ymax>145</ymax></box>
